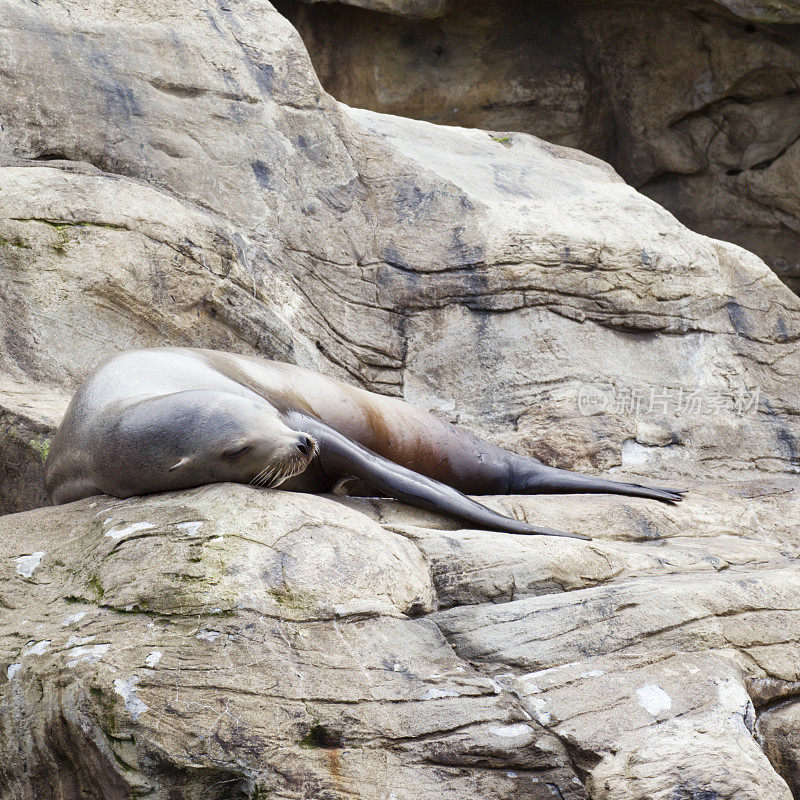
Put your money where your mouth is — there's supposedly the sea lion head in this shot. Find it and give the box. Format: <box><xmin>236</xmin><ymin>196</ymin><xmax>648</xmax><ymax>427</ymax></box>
<box><xmin>168</xmin><ymin>391</ymin><xmax>317</xmax><ymax>489</ymax></box>
<box><xmin>103</xmin><ymin>390</ymin><xmax>317</xmax><ymax>494</ymax></box>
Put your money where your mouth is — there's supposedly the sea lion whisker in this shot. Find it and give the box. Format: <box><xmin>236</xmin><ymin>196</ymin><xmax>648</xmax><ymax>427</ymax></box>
<box><xmin>250</xmin><ymin>465</ymin><xmax>271</xmax><ymax>486</ymax></box>
<box><xmin>258</xmin><ymin>465</ymin><xmax>280</xmax><ymax>488</ymax></box>
<box><xmin>252</xmin><ymin>463</ymin><xmax>278</xmax><ymax>487</ymax></box>
<box><xmin>268</xmin><ymin>455</ymin><xmax>308</xmax><ymax>488</ymax></box>
<box><xmin>252</xmin><ymin>455</ymin><xmax>282</xmax><ymax>484</ymax></box>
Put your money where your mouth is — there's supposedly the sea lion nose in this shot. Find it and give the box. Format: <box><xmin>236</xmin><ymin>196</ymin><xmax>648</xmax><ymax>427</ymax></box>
<box><xmin>295</xmin><ymin>435</ymin><xmax>314</xmax><ymax>456</ymax></box>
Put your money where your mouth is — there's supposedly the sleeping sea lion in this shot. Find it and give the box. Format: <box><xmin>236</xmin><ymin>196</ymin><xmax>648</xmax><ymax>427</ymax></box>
<box><xmin>44</xmin><ymin>348</ymin><xmax>684</xmax><ymax>540</ymax></box>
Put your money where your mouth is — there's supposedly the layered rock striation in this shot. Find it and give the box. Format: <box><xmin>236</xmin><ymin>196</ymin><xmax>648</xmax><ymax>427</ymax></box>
<box><xmin>2</xmin><ymin>482</ymin><xmax>800</xmax><ymax>798</ymax></box>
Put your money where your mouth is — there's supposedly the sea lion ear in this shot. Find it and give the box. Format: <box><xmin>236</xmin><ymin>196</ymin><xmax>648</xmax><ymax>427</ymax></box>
<box><xmin>168</xmin><ymin>456</ymin><xmax>191</xmax><ymax>472</ymax></box>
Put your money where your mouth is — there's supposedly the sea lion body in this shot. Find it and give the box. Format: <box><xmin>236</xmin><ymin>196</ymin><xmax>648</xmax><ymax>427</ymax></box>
<box><xmin>45</xmin><ymin>348</ymin><xmax>683</xmax><ymax>539</ymax></box>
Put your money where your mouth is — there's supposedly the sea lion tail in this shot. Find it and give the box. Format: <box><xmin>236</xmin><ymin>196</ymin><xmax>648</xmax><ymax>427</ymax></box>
<box><xmin>510</xmin><ymin>463</ymin><xmax>685</xmax><ymax>504</ymax></box>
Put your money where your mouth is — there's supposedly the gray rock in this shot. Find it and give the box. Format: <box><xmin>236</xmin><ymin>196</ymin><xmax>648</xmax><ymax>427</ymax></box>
<box><xmin>294</xmin><ymin>0</ymin><xmax>800</xmax><ymax>21</ymax></box>
<box><xmin>0</xmin><ymin>486</ymin><xmax>583</xmax><ymax>799</ymax></box>
<box><xmin>0</xmin><ymin>374</ymin><xmax>67</xmax><ymax>514</ymax></box>
<box><xmin>0</xmin><ymin>0</ymin><xmax>799</xmax><ymax>795</ymax></box>
<box><xmin>717</xmin><ymin>0</ymin><xmax>800</xmax><ymax>21</ymax></box>
<box><xmin>278</xmin><ymin>0</ymin><xmax>800</xmax><ymax>293</ymax></box>
<box><xmin>301</xmin><ymin>0</ymin><xmax>451</xmax><ymax>18</ymax></box>
<box><xmin>758</xmin><ymin>700</ymin><xmax>800</xmax><ymax>796</ymax></box>
<box><xmin>1</xmin><ymin>483</ymin><xmax>799</xmax><ymax>797</ymax></box>
<box><xmin>1</xmin><ymin>0</ymin><xmax>798</xmax><ymax>502</ymax></box>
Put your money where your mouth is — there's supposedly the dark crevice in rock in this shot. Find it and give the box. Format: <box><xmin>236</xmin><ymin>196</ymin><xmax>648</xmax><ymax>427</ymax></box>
<box><xmin>300</xmin><ymin>722</ymin><xmax>343</xmax><ymax>749</ymax></box>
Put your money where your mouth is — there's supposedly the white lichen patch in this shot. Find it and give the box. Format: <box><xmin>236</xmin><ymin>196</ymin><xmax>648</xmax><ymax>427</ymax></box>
<box><xmin>517</xmin><ymin>666</ymin><xmax>560</xmax><ymax>694</ymax></box>
<box><xmin>15</xmin><ymin>551</ymin><xmax>45</xmax><ymax>578</ymax></box>
<box><xmin>278</xmin><ymin>294</ymin><xmax>302</xmax><ymax>324</ymax></box>
<box><xmin>61</xmin><ymin>611</ymin><xmax>88</xmax><ymax>627</ymax></box>
<box><xmin>7</xmin><ymin>663</ymin><xmax>20</xmax><ymax>679</ymax></box>
<box><xmin>621</xmin><ymin>439</ymin><xmax>652</xmax><ymax>468</ymax></box>
<box><xmin>716</xmin><ymin>677</ymin><xmax>754</xmax><ymax>731</ymax></box>
<box><xmin>489</xmin><ymin>723</ymin><xmax>534</xmax><ymax>738</ymax></box>
<box><xmin>420</xmin><ymin>686</ymin><xmax>460</xmax><ymax>700</ymax></box>
<box><xmin>195</xmin><ymin>630</ymin><xmax>219</xmax><ymax>642</ymax></box>
<box><xmin>175</xmin><ymin>521</ymin><xmax>203</xmax><ymax>536</ymax></box>
<box><xmin>113</xmin><ymin>675</ymin><xmax>148</xmax><ymax>720</ymax></box>
<box><xmin>528</xmin><ymin>697</ymin><xmax>552</xmax><ymax>724</ymax></box>
<box><xmin>24</xmin><ymin>640</ymin><xmax>50</xmax><ymax>656</ymax></box>
<box><xmin>105</xmin><ymin>521</ymin><xmax>155</xmax><ymax>540</ymax></box>
<box><xmin>144</xmin><ymin>651</ymin><xmax>162</xmax><ymax>667</ymax></box>
<box><xmin>66</xmin><ymin>635</ymin><xmax>94</xmax><ymax>648</ymax></box>
<box><xmin>66</xmin><ymin>643</ymin><xmax>111</xmax><ymax>667</ymax></box>
<box><xmin>636</xmin><ymin>684</ymin><xmax>673</xmax><ymax>716</ymax></box>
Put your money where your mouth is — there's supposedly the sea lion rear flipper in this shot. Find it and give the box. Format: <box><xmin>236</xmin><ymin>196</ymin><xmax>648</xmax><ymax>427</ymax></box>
<box><xmin>290</xmin><ymin>415</ymin><xmax>590</xmax><ymax>540</ymax></box>
<box><xmin>511</xmin><ymin>463</ymin><xmax>685</xmax><ymax>503</ymax></box>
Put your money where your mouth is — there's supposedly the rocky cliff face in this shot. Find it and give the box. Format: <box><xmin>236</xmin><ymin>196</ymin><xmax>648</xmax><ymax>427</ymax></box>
<box><xmin>275</xmin><ymin>0</ymin><xmax>800</xmax><ymax>294</ymax></box>
<box><xmin>1</xmin><ymin>0</ymin><xmax>799</xmax><ymax>797</ymax></box>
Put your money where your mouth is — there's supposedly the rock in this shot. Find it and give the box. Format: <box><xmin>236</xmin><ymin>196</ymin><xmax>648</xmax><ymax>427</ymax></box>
<box><xmin>717</xmin><ymin>0</ymin><xmax>800</xmax><ymax>22</ymax></box>
<box><xmin>287</xmin><ymin>0</ymin><xmax>800</xmax><ymax>22</ymax></box>
<box><xmin>339</xmin><ymin>476</ymin><xmax>800</xmax><ymax>605</ymax></box>
<box><xmin>1</xmin><ymin>482</ymin><xmax>799</xmax><ymax>797</ymax></box>
<box><xmin>0</xmin><ymin>485</ymin><xmax>581</xmax><ymax>799</ymax></box>
<box><xmin>757</xmin><ymin>700</ymin><xmax>800</xmax><ymax>796</ymax></box>
<box><xmin>0</xmin><ymin>374</ymin><xmax>68</xmax><ymax>514</ymax></box>
<box><xmin>1</xmin><ymin>0</ymin><xmax>799</xmax><ymax>510</ymax></box>
<box><xmin>0</xmin><ymin>164</ymin><xmax>304</xmax><ymax>389</ymax></box>
<box><xmin>302</xmin><ymin>0</ymin><xmax>450</xmax><ymax>18</ymax></box>
<box><xmin>0</xmin><ymin>0</ymin><xmax>799</xmax><ymax>794</ymax></box>
<box><xmin>276</xmin><ymin>0</ymin><xmax>800</xmax><ymax>293</ymax></box>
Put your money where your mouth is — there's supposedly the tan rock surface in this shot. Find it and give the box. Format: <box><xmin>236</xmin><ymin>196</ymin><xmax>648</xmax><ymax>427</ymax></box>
<box><xmin>2</xmin><ymin>0</ymin><xmax>799</xmax><ymax>491</ymax></box>
<box><xmin>289</xmin><ymin>0</ymin><xmax>800</xmax><ymax>22</ymax></box>
<box><xmin>2</xmin><ymin>111</ymin><xmax>798</xmax><ymax>492</ymax></box>
<box><xmin>0</xmin><ymin>374</ymin><xmax>68</xmax><ymax>514</ymax></box>
<box><xmin>278</xmin><ymin>0</ymin><xmax>800</xmax><ymax>293</ymax></box>
<box><xmin>717</xmin><ymin>0</ymin><xmax>800</xmax><ymax>21</ymax></box>
<box><xmin>2</xmin><ymin>483</ymin><xmax>800</xmax><ymax>798</ymax></box>
<box><xmin>0</xmin><ymin>486</ymin><xmax>582</xmax><ymax>799</ymax></box>
<box><xmin>301</xmin><ymin>0</ymin><xmax>450</xmax><ymax>17</ymax></box>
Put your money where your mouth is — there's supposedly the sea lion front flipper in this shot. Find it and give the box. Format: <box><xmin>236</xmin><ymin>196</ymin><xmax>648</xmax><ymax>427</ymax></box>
<box><xmin>289</xmin><ymin>415</ymin><xmax>590</xmax><ymax>540</ymax></box>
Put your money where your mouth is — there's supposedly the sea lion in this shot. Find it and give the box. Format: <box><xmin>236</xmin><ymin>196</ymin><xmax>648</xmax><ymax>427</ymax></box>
<box><xmin>44</xmin><ymin>348</ymin><xmax>683</xmax><ymax>540</ymax></box>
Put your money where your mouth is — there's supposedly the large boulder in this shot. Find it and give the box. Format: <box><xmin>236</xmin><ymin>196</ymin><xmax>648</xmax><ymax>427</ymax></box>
<box><xmin>1</xmin><ymin>482</ymin><xmax>800</xmax><ymax>798</ymax></box>
<box><xmin>276</xmin><ymin>0</ymin><xmax>800</xmax><ymax>293</ymax></box>
<box><xmin>1</xmin><ymin>0</ymin><xmax>798</xmax><ymax>517</ymax></box>
<box><xmin>0</xmin><ymin>374</ymin><xmax>68</xmax><ymax>514</ymax></box>
<box><xmin>283</xmin><ymin>0</ymin><xmax>800</xmax><ymax>22</ymax></box>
